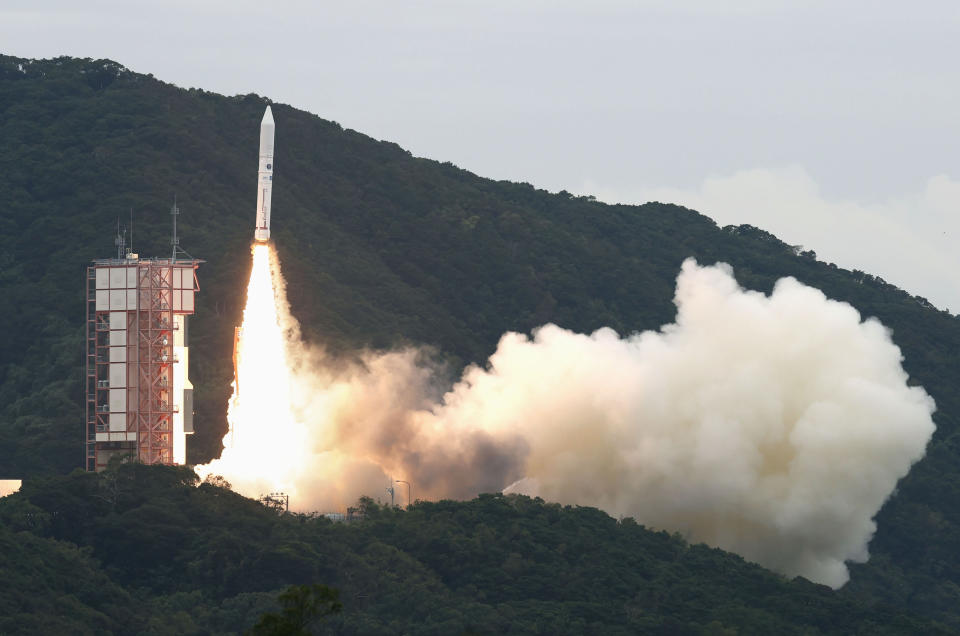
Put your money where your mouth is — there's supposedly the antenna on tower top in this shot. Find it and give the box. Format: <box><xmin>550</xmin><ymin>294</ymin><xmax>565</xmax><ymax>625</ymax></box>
<box><xmin>115</xmin><ymin>217</ymin><xmax>127</xmax><ymax>259</ymax></box>
<box><xmin>170</xmin><ymin>196</ymin><xmax>179</xmax><ymax>260</ymax></box>
<box><xmin>170</xmin><ymin>196</ymin><xmax>194</xmax><ymax>261</ymax></box>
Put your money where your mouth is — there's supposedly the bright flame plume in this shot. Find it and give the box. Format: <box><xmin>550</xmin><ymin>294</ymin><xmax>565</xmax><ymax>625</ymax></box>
<box><xmin>197</xmin><ymin>243</ymin><xmax>307</xmax><ymax>498</ymax></box>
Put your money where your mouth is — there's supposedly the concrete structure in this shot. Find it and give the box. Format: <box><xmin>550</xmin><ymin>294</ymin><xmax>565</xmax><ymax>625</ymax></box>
<box><xmin>85</xmin><ymin>253</ymin><xmax>200</xmax><ymax>471</ymax></box>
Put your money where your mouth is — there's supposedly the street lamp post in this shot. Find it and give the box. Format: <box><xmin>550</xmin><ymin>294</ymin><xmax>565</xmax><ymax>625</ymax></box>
<box><xmin>394</xmin><ymin>480</ymin><xmax>412</xmax><ymax>508</ymax></box>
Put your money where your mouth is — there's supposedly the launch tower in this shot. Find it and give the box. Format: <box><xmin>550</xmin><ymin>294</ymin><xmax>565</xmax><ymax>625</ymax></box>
<box><xmin>84</xmin><ymin>212</ymin><xmax>201</xmax><ymax>471</ymax></box>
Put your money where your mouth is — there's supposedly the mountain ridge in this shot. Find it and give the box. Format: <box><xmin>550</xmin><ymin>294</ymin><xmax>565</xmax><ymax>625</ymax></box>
<box><xmin>3</xmin><ymin>53</ymin><xmax>960</xmax><ymax>628</ymax></box>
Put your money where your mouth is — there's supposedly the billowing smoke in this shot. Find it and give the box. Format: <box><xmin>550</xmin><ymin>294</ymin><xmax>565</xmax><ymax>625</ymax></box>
<box><xmin>207</xmin><ymin>256</ymin><xmax>936</xmax><ymax>589</ymax></box>
<box><xmin>290</xmin><ymin>349</ymin><xmax>529</xmax><ymax>501</ymax></box>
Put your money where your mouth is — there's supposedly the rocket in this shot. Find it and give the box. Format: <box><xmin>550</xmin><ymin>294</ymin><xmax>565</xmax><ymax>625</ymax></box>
<box><xmin>254</xmin><ymin>106</ymin><xmax>275</xmax><ymax>242</ymax></box>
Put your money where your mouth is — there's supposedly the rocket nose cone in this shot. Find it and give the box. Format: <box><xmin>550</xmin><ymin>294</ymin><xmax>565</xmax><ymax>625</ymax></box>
<box><xmin>262</xmin><ymin>105</ymin><xmax>274</xmax><ymax>125</ymax></box>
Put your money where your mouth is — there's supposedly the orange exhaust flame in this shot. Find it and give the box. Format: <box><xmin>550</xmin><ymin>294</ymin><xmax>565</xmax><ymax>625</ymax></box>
<box><xmin>197</xmin><ymin>243</ymin><xmax>307</xmax><ymax>497</ymax></box>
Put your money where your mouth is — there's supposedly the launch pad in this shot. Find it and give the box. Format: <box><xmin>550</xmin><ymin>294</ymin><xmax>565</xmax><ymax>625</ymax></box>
<box><xmin>85</xmin><ymin>105</ymin><xmax>278</xmax><ymax>472</ymax></box>
<box><xmin>85</xmin><ymin>253</ymin><xmax>201</xmax><ymax>470</ymax></box>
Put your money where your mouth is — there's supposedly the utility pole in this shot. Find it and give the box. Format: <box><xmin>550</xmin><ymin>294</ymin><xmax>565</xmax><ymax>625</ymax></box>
<box><xmin>394</xmin><ymin>480</ymin><xmax>412</xmax><ymax>508</ymax></box>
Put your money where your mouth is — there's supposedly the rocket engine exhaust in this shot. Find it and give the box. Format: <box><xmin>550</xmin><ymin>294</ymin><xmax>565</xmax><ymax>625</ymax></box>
<box><xmin>254</xmin><ymin>106</ymin><xmax>274</xmax><ymax>242</ymax></box>
<box><xmin>198</xmin><ymin>99</ymin><xmax>937</xmax><ymax>592</ymax></box>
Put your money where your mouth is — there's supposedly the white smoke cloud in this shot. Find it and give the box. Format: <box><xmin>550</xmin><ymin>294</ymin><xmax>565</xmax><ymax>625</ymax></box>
<box><xmin>0</xmin><ymin>480</ymin><xmax>21</xmax><ymax>498</ymax></box>
<box><xmin>206</xmin><ymin>256</ymin><xmax>936</xmax><ymax>589</ymax></box>
<box><xmin>485</xmin><ymin>260</ymin><xmax>936</xmax><ymax>588</ymax></box>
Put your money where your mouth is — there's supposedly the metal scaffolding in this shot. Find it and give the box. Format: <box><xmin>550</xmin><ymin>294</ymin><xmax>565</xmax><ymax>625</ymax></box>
<box><xmin>137</xmin><ymin>262</ymin><xmax>175</xmax><ymax>465</ymax></box>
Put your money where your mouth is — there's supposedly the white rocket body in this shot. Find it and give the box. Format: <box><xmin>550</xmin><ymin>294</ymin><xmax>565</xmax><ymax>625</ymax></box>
<box><xmin>254</xmin><ymin>106</ymin><xmax>275</xmax><ymax>241</ymax></box>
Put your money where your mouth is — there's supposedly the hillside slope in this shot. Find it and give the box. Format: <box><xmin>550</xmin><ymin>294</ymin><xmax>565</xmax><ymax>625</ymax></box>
<box><xmin>0</xmin><ymin>464</ymin><xmax>946</xmax><ymax>635</ymax></box>
<box><xmin>2</xmin><ymin>55</ymin><xmax>960</xmax><ymax>625</ymax></box>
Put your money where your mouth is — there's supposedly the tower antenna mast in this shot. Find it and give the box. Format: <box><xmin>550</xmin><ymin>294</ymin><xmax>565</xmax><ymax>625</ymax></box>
<box><xmin>115</xmin><ymin>217</ymin><xmax>127</xmax><ymax>259</ymax></box>
<box><xmin>170</xmin><ymin>196</ymin><xmax>194</xmax><ymax>260</ymax></box>
<box><xmin>170</xmin><ymin>197</ymin><xmax>179</xmax><ymax>260</ymax></box>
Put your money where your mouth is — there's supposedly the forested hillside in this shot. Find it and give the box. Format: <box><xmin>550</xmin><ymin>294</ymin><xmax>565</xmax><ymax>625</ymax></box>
<box><xmin>3</xmin><ymin>55</ymin><xmax>960</xmax><ymax>628</ymax></box>
<box><xmin>0</xmin><ymin>464</ymin><xmax>947</xmax><ymax>634</ymax></box>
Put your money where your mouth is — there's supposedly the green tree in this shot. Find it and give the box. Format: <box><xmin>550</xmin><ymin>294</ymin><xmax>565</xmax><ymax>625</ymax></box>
<box><xmin>248</xmin><ymin>584</ymin><xmax>342</xmax><ymax>635</ymax></box>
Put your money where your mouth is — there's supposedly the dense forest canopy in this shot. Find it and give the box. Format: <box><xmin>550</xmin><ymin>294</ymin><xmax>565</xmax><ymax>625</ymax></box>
<box><xmin>2</xmin><ymin>55</ymin><xmax>960</xmax><ymax>630</ymax></box>
<box><xmin>0</xmin><ymin>464</ymin><xmax>949</xmax><ymax>634</ymax></box>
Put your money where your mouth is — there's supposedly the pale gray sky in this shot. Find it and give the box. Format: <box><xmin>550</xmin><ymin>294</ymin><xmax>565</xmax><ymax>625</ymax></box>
<box><xmin>3</xmin><ymin>1</ymin><xmax>959</xmax><ymax>310</ymax></box>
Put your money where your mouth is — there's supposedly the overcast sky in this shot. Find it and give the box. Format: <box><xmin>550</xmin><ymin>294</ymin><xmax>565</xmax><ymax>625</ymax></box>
<box><xmin>3</xmin><ymin>1</ymin><xmax>959</xmax><ymax>311</ymax></box>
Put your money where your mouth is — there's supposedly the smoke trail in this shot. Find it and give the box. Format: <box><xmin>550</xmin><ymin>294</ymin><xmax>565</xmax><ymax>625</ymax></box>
<box><xmin>205</xmin><ymin>255</ymin><xmax>936</xmax><ymax>588</ymax></box>
<box><xmin>289</xmin><ymin>348</ymin><xmax>529</xmax><ymax>502</ymax></box>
